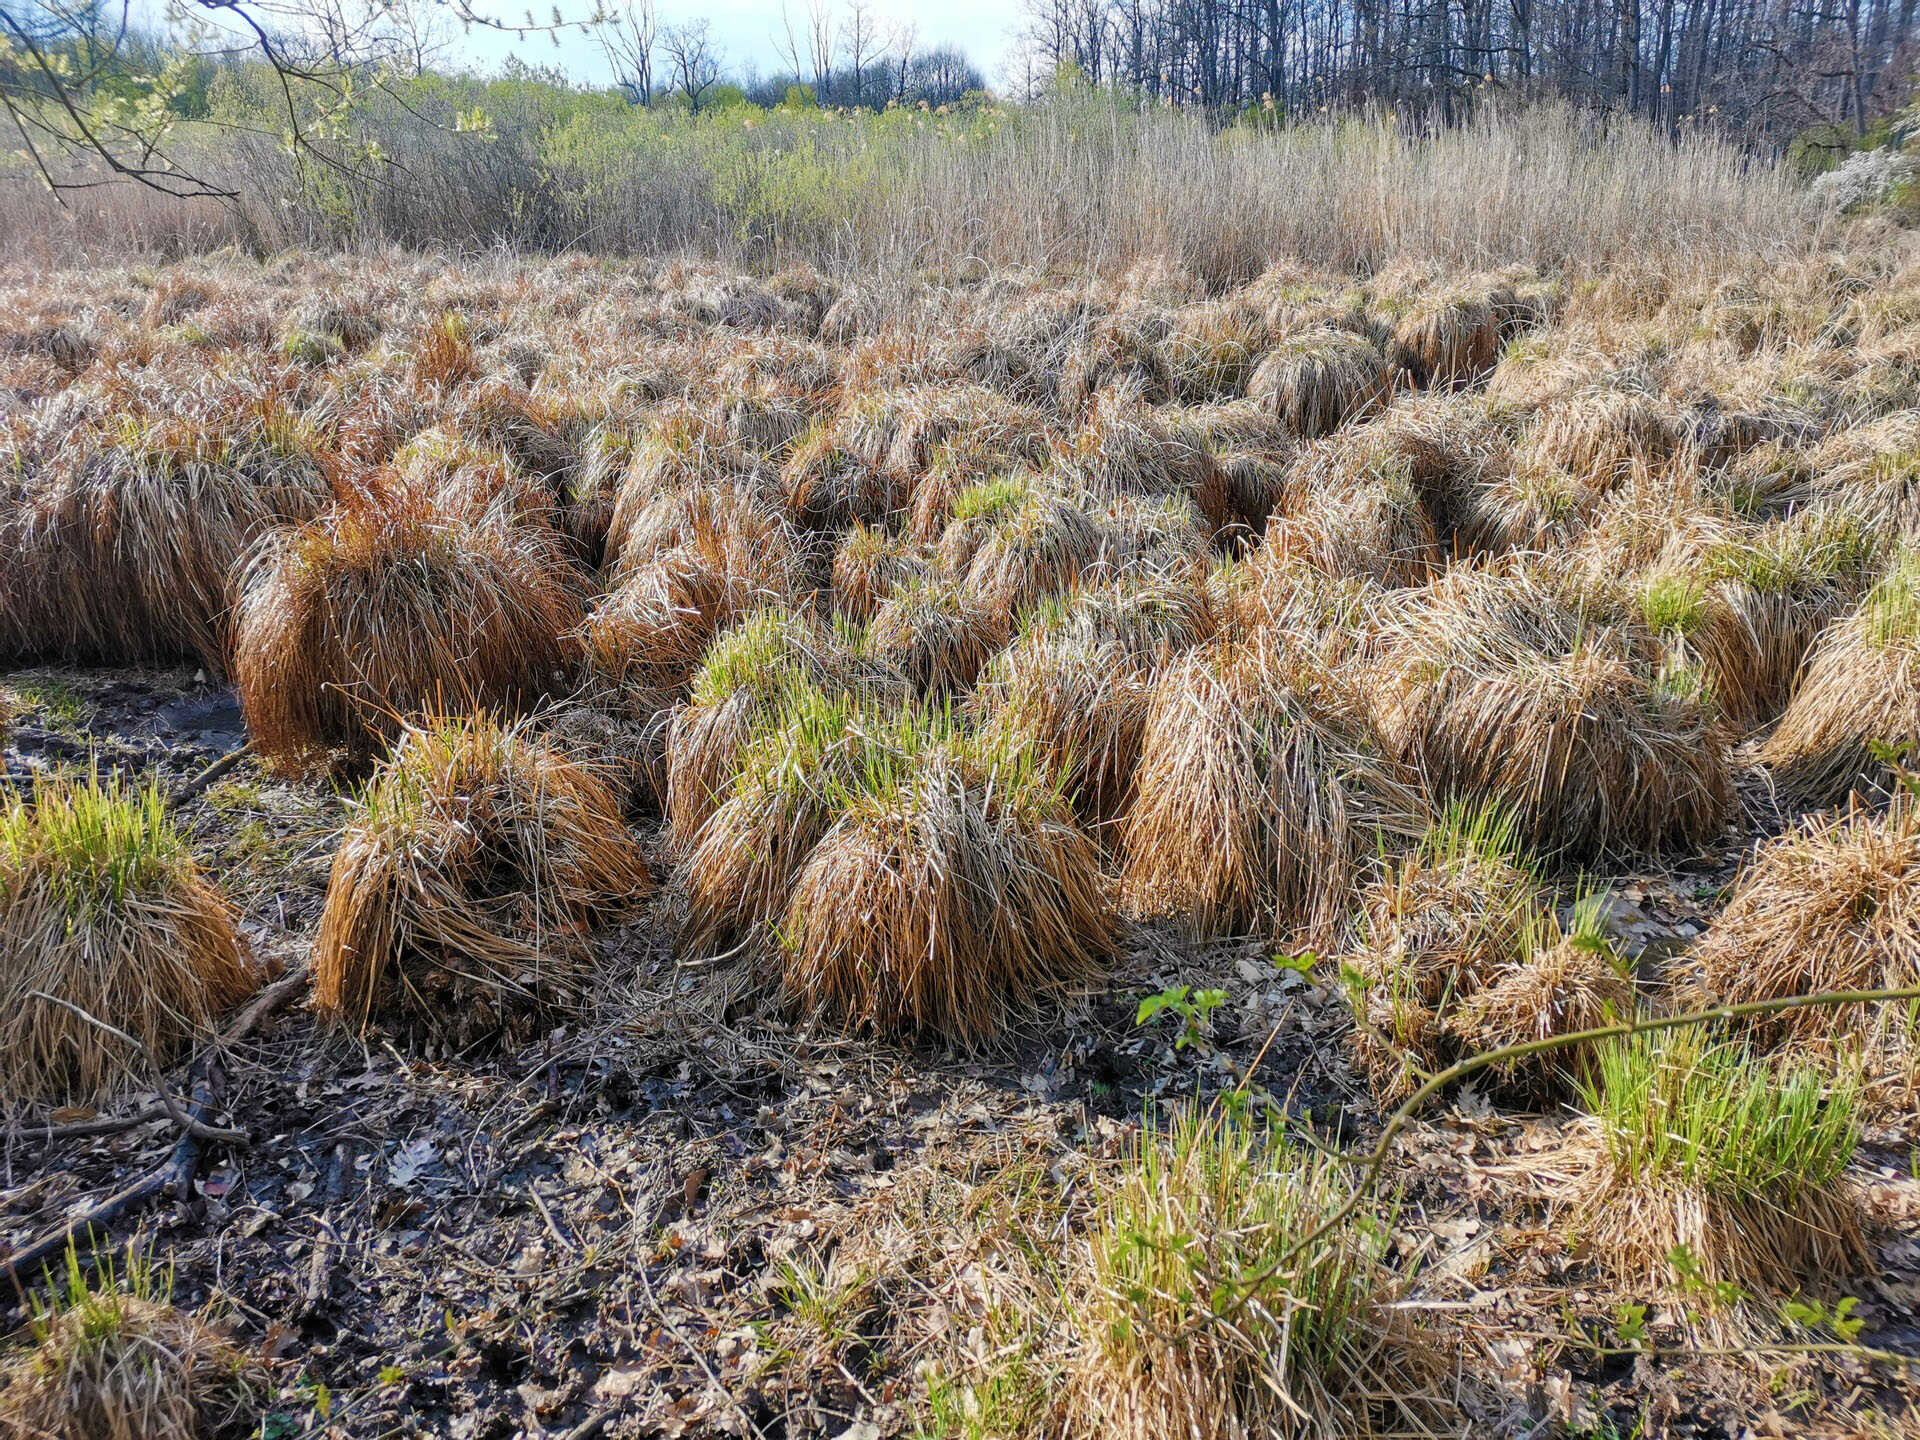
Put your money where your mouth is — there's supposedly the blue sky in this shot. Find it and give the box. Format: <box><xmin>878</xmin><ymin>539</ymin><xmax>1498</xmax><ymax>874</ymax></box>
<box><xmin>347</xmin><ymin>1</ymin><xmax>1025</xmax><ymax>91</ymax></box>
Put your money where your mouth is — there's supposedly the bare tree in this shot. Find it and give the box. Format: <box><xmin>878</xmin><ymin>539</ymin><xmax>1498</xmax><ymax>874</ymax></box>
<box><xmin>595</xmin><ymin>0</ymin><xmax>658</xmax><ymax>104</ymax></box>
<box><xmin>840</xmin><ymin>0</ymin><xmax>887</xmax><ymax>104</ymax></box>
<box><xmin>660</xmin><ymin>17</ymin><xmax>722</xmax><ymax>112</ymax></box>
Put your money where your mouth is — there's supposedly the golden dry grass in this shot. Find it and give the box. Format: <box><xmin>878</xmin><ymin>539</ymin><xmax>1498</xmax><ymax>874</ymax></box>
<box><xmin>313</xmin><ymin>714</ymin><xmax>652</xmax><ymax>1040</ymax></box>
<box><xmin>1245</xmin><ymin>327</ymin><xmax>1390</xmax><ymax>439</ymax></box>
<box><xmin>232</xmin><ymin>477</ymin><xmax>583</xmax><ymax>777</ymax></box>
<box><xmin>1119</xmin><ymin>635</ymin><xmax>1424</xmax><ymax>950</ymax></box>
<box><xmin>0</xmin><ymin>773</ymin><xmax>257</xmax><ymax>1107</ymax></box>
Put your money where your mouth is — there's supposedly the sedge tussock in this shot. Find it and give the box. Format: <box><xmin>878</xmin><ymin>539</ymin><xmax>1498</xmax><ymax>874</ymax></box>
<box><xmin>779</xmin><ymin>725</ymin><xmax>1114</xmax><ymax>1042</ymax></box>
<box><xmin>972</xmin><ymin>579</ymin><xmax>1215</xmax><ymax>825</ymax></box>
<box><xmin>831</xmin><ymin>523</ymin><xmax>930</xmax><ymax>623</ymax></box>
<box><xmin>866</xmin><ymin>577</ymin><xmax>1009</xmax><ymax>701</ymax></box>
<box><xmin>1761</xmin><ymin>552</ymin><xmax>1920</xmax><ymax>809</ymax></box>
<box><xmin>0</xmin><ymin>772</ymin><xmax>256</xmax><ymax>1107</ymax></box>
<box><xmin>1068</xmin><ymin>1106</ymin><xmax>1454</xmax><ymax>1440</ymax></box>
<box><xmin>1560</xmin><ymin>1030</ymin><xmax>1868</xmax><ymax>1300</ymax></box>
<box><xmin>1058</xmin><ymin>314</ymin><xmax>1175</xmax><ymax>416</ymax></box>
<box><xmin>1161</xmin><ymin>299</ymin><xmax>1269</xmax><ymax>402</ymax></box>
<box><xmin>1368</xmin><ymin>562</ymin><xmax>1732</xmax><ymax>858</ymax></box>
<box><xmin>232</xmin><ymin>481</ymin><xmax>584</xmax><ymax>777</ymax></box>
<box><xmin>1802</xmin><ymin>411</ymin><xmax>1920</xmax><ymax>541</ymax></box>
<box><xmin>664</xmin><ymin>609</ymin><xmax>865</xmax><ymax>844</ymax></box>
<box><xmin>313</xmin><ymin>714</ymin><xmax>652</xmax><ymax>1040</ymax></box>
<box><xmin>1052</xmin><ymin>391</ymin><xmax>1231</xmax><ymax>534</ymax></box>
<box><xmin>1259</xmin><ymin>466</ymin><xmax>1442</xmax><ymax>590</ymax></box>
<box><xmin>1687</xmin><ymin>800</ymin><xmax>1920</xmax><ymax>1050</ymax></box>
<box><xmin>1511</xmin><ymin>384</ymin><xmax>1679</xmax><ymax>493</ymax></box>
<box><xmin>1245</xmin><ymin>327</ymin><xmax>1390</xmax><ymax>439</ymax></box>
<box><xmin>1120</xmin><ymin>636</ymin><xmax>1424</xmax><ymax>950</ymax></box>
<box><xmin>1386</xmin><ymin>278</ymin><xmax>1506</xmax><ymax>389</ymax></box>
<box><xmin>0</xmin><ymin>1251</ymin><xmax>269</xmax><ymax>1440</ymax></box>
<box><xmin>780</xmin><ymin>419</ymin><xmax>905</xmax><ymax>530</ymax></box>
<box><xmin>936</xmin><ymin>475</ymin><xmax>1102</xmax><ymax>621</ymax></box>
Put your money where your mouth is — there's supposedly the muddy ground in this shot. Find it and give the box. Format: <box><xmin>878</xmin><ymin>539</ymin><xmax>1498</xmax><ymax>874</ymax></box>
<box><xmin>4</xmin><ymin>662</ymin><xmax>1920</xmax><ymax>1440</ymax></box>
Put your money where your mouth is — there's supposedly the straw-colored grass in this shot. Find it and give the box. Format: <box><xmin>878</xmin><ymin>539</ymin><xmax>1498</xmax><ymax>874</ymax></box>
<box><xmin>0</xmin><ymin>1251</ymin><xmax>268</xmax><ymax>1440</ymax></box>
<box><xmin>232</xmin><ymin>481</ymin><xmax>584</xmax><ymax>777</ymax></box>
<box><xmin>1368</xmin><ymin>563</ymin><xmax>1731</xmax><ymax>858</ymax></box>
<box><xmin>1068</xmin><ymin>1106</ymin><xmax>1453</xmax><ymax>1440</ymax></box>
<box><xmin>0</xmin><ymin>772</ymin><xmax>256</xmax><ymax>1107</ymax></box>
<box><xmin>866</xmin><ymin>577</ymin><xmax>1010</xmax><ymax>701</ymax></box>
<box><xmin>1245</xmin><ymin>327</ymin><xmax>1390</xmax><ymax>439</ymax></box>
<box><xmin>1120</xmin><ymin>635</ymin><xmax>1423</xmax><ymax>949</ymax></box>
<box><xmin>779</xmin><ymin>723</ymin><xmax>1114</xmax><ymax>1042</ymax></box>
<box><xmin>1386</xmin><ymin>278</ymin><xmax>1506</xmax><ymax>389</ymax></box>
<box><xmin>1560</xmin><ymin>1030</ymin><xmax>1868</xmax><ymax>1300</ymax></box>
<box><xmin>312</xmin><ymin>715</ymin><xmax>652</xmax><ymax>1040</ymax></box>
<box><xmin>1761</xmin><ymin>552</ymin><xmax>1920</xmax><ymax>809</ymax></box>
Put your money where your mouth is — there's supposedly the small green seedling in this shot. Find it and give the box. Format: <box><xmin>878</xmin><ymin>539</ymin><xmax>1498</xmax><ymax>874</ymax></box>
<box><xmin>1136</xmin><ymin>985</ymin><xmax>1227</xmax><ymax>1050</ymax></box>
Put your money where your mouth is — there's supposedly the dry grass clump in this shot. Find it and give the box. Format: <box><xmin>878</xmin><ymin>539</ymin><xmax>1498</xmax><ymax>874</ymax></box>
<box><xmin>313</xmin><ymin>715</ymin><xmax>651</xmax><ymax>1040</ymax></box>
<box><xmin>973</xmin><ymin>579</ymin><xmax>1215</xmax><ymax>826</ymax></box>
<box><xmin>866</xmin><ymin>577</ymin><xmax>1009</xmax><ymax>700</ymax></box>
<box><xmin>1386</xmin><ymin>279</ymin><xmax>1504</xmax><ymax>388</ymax></box>
<box><xmin>1051</xmin><ymin>393</ymin><xmax>1230</xmax><ymax>533</ymax></box>
<box><xmin>233</xmin><ymin>482</ymin><xmax>583</xmax><ymax>777</ymax></box>
<box><xmin>1761</xmin><ymin>553</ymin><xmax>1920</xmax><ymax>809</ymax></box>
<box><xmin>1161</xmin><ymin>299</ymin><xmax>1268</xmax><ymax>402</ymax></box>
<box><xmin>664</xmin><ymin>609</ymin><xmax>864</xmax><ymax>843</ymax></box>
<box><xmin>831</xmin><ymin>523</ymin><xmax>929</xmax><ymax>622</ymax></box>
<box><xmin>1058</xmin><ymin>314</ymin><xmax>1174</xmax><ymax>415</ymax></box>
<box><xmin>1648</xmin><ymin>507</ymin><xmax>1883</xmax><ymax>727</ymax></box>
<box><xmin>1560</xmin><ymin>1030</ymin><xmax>1867</xmax><ymax>1300</ymax></box>
<box><xmin>1344</xmin><ymin>808</ymin><xmax>1629</xmax><ymax>1102</ymax></box>
<box><xmin>1245</xmin><ymin>327</ymin><xmax>1390</xmax><ymax>439</ymax></box>
<box><xmin>1687</xmin><ymin>801</ymin><xmax>1920</xmax><ymax>1048</ymax></box>
<box><xmin>0</xmin><ymin>773</ymin><xmax>256</xmax><ymax>1107</ymax></box>
<box><xmin>1120</xmin><ymin>636</ymin><xmax>1422</xmax><ymax>949</ymax></box>
<box><xmin>1801</xmin><ymin>411</ymin><xmax>1920</xmax><ymax>540</ymax></box>
<box><xmin>1511</xmin><ymin>383</ymin><xmax>1678</xmax><ymax>493</ymax></box>
<box><xmin>780</xmin><ymin>721</ymin><xmax>1114</xmax><ymax>1042</ymax></box>
<box><xmin>1069</xmin><ymin>1106</ymin><xmax>1453</xmax><ymax>1440</ymax></box>
<box><xmin>0</xmin><ymin>1252</ymin><xmax>269</xmax><ymax>1440</ymax></box>
<box><xmin>1258</xmin><ymin>465</ymin><xmax>1442</xmax><ymax>589</ymax></box>
<box><xmin>0</xmin><ymin>383</ymin><xmax>335</xmax><ymax>667</ymax></box>
<box><xmin>936</xmin><ymin>475</ymin><xmax>1102</xmax><ymax>621</ymax></box>
<box><xmin>1368</xmin><ymin>563</ymin><xmax>1731</xmax><ymax>858</ymax></box>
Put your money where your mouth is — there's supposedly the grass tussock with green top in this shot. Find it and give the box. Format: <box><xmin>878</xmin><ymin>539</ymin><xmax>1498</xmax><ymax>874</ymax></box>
<box><xmin>0</xmin><ymin>1250</ymin><xmax>269</xmax><ymax>1440</ymax></box>
<box><xmin>1563</xmin><ymin>1031</ymin><xmax>1867</xmax><ymax>1299</ymax></box>
<box><xmin>0</xmin><ymin>772</ymin><xmax>255</xmax><ymax>1107</ymax></box>
<box><xmin>1068</xmin><ymin>1105</ymin><xmax>1455</xmax><ymax>1440</ymax></box>
<box><xmin>313</xmin><ymin>714</ymin><xmax>652</xmax><ymax>1042</ymax></box>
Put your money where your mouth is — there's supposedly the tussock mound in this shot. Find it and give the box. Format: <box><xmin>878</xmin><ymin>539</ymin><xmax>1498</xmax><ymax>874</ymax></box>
<box><xmin>1069</xmin><ymin>1107</ymin><xmax>1454</xmax><ymax>1440</ymax></box>
<box><xmin>1120</xmin><ymin>636</ymin><xmax>1423</xmax><ymax>949</ymax></box>
<box><xmin>1245</xmin><ymin>327</ymin><xmax>1390</xmax><ymax>438</ymax></box>
<box><xmin>1762</xmin><ymin>553</ymin><xmax>1920</xmax><ymax>809</ymax></box>
<box><xmin>936</xmin><ymin>475</ymin><xmax>1102</xmax><ymax>620</ymax></box>
<box><xmin>1368</xmin><ymin>564</ymin><xmax>1731</xmax><ymax>858</ymax></box>
<box><xmin>0</xmin><ymin>774</ymin><xmax>256</xmax><ymax>1106</ymax></box>
<box><xmin>831</xmin><ymin>523</ymin><xmax>930</xmax><ymax>622</ymax></box>
<box><xmin>0</xmin><ymin>1262</ymin><xmax>269</xmax><ymax>1440</ymax></box>
<box><xmin>0</xmin><ymin>377</ymin><xmax>334</xmax><ymax>667</ymax></box>
<box><xmin>233</xmin><ymin>482</ymin><xmax>583</xmax><ymax>777</ymax></box>
<box><xmin>780</xmin><ymin>725</ymin><xmax>1114</xmax><ymax>1042</ymax></box>
<box><xmin>1560</xmin><ymin>1032</ymin><xmax>1868</xmax><ymax>1300</ymax></box>
<box><xmin>1688</xmin><ymin>801</ymin><xmax>1920</xmax><ymax>1047</ymax></box>
<box><xmin>314</xmin><ymin>716</ymin><xmax>651</xmax><ymax>1040</ymax></box>
<box><xmin>1259</xmin><ymin>462</ymin><xmax>1442</xmax><ymax>589</ymax></box>
<box><xmin>867</xmin><ymin>577</ymin><xmax>1009</xmax><ymax>700</ymax></box>
<box><xmin>974</xmin><ymin>579</ymin><xmax>1215</xmax><ymax>825</ymax></box>
<box><xmin>1802</xmin><ymin>411</ymin><xmax>1920</xmax><ymax>541</ymax></box>
<box><xmin>1344</xmin><ymin>810</ymin><xmax>1629</xmax><ymax>1102</ymax></box>
<box><xmin>1387</xmin><ymin>279</ymin><xmax>1504</xmax><ymax>388</ymax></box>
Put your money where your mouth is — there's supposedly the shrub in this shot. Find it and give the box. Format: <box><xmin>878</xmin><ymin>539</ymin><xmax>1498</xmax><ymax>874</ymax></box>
<box><xmin>313</xmin><ymin>715</ymin><xmax>652</xmax><ymax>1040</ymax></box>
<box><xmin>233</xmin><ymin>482</ymin><xmax>584</xmax><ymax>777</ymax></box>
<box><xmin>1069</xmin><ymin>1106</ymin><xmax>1452</xmax><ymax>1440</ymax></box>
<box><xmin>0</xmin><ymin>773</ymin><xmax>256</xmax><ymax>1107</ymax></box>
